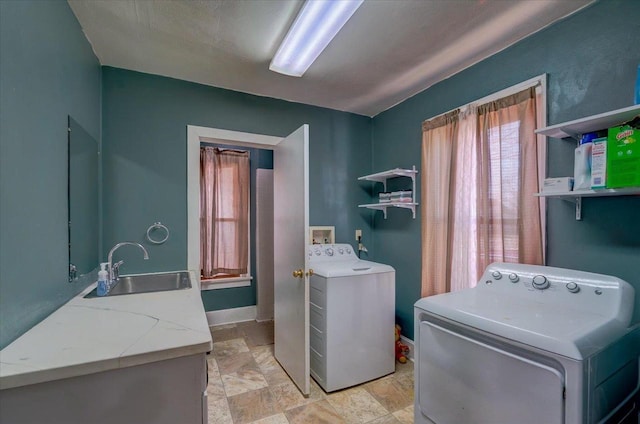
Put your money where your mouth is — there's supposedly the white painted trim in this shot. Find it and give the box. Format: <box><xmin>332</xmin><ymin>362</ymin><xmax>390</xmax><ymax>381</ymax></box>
<box><xmin>206</xmin><ymin>306</ymin><xmax>257</xmax><ymax>326</ymax></box>
<box><xmin>475</xmin><ymin>74</ymin><xmax>546</xmax><ymax>106</ymax></box>
<box><xmin>400</xmin><ymin>335</ymin><xmax>415</xmax><ymax>362</ymax></box>
<box><xmin>189</xmin><ymin>125</ymin><xmax>282</xmax><ymax>149</ymax></box>
<box><xmin>186</xmin><ymin>125</ymin><xmax>283</xmax><ymax>274</ymax></box>
<box><xmin>537</xmin><ymin>74</ymin><xmax>548</xmax><ymax>264</ymax></box>
<box><xmin>424</xmin><ymin>74</ymin><xmax>547</xmax><ymax>122</ymax></box>
<box><xmin>201</xmin><ymin>276</ymin><xmax>252</xmax><ymax>290</ymax></box>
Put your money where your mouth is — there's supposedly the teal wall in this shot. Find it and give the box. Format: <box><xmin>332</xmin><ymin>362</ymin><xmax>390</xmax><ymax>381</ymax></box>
<box><xmin>0</xmin><ymin>0</ymin><xmax>101</xmax><ymax>348</ymax></box>
<box><xmin>200</xmin><ymin>143</ymin><xmax>273</xmax><ymax>311</ymax></box>
<box><xmin>370</xmin><ymin>0</ymin><xmax>640</xmax><ymax>339</ymax></box>
<box><xmin>101</xmin><ymin>68</ymin><xmax>373</xmax><ymax>311</ymax></box>
<box><xmin>3</xmin><ymin>0</ymin><xmax>638</xmax><ymax>348</ymax></box>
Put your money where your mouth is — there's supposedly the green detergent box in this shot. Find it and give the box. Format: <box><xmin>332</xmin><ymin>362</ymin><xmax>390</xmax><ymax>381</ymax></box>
<box><xmin>607</xmin><ymin>124</ymin><xmax>640</xmax><ymax>188</ymax></box>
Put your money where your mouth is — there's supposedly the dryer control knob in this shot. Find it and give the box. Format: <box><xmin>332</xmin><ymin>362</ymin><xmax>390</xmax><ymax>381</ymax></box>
<box><xmin>532</xmin><ymin>275</ymin><xmax>550</xmax><ymax>290</ymax></box>
<box><xmin>346</xmin><ymin>248</ymin><xmax>352</xmax><ymax>254</ymax></box>
<box><xmin>491</xmin><ymin>271</ymin><xmax>502</xmax><ymax>280</ymax></box>
<box><xmin>338</xmin><ymin>247</ymin><xmax>344</xmax><ymax>254</ymax></box>
<box><xmin>325</xmin><ymin>247</ymin><xmax>334</xmax><ymax>256</ymax></box>
<box><xmin>566</xmin><ymin>282</ymin><xmax>580</xmax><ymax>293</ymax></box>
<box><xmin>314</xmin><ymin>248</ymin><xmax>321</xmax><ymax>256</ymax></box>
<box><xmin>508</xmin><ymin>273</ymin><xmax>519</xmax><ymax>283</ymax></box>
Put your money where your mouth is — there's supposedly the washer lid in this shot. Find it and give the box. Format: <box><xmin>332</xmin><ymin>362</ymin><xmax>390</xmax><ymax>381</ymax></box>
<box><xmin>312</xmin><ymin>260</ymin><xmax>394</xmax><ymax>278</ymax></box>
<box><xmin>414</xmin><ymin>263</ymin><xmax>635</xmax><ymax>360</ymax></box>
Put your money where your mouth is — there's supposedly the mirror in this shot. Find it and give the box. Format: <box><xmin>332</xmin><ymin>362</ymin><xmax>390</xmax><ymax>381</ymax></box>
<box><xmin>68</xmin><ymin>116</ymin><xmax>99</xmax><ymax>282</ymax></box>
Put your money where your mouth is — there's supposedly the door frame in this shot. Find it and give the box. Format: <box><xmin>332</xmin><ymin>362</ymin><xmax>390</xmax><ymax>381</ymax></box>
<box><xmin>186</xmin><ymin>125</ymin><xmax>283</xmax><ymax>276</ymax></box>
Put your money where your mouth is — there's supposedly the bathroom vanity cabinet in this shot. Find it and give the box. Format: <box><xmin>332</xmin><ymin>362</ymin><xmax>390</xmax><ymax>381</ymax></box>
<box><xmin>0</xmin><ymin>354</ymin><xmax>207</xmax><ymax>424</ymax></box>
<box><xmin>0</xmin><ymin>270</ymin><xmax>212</xmax><ymax>424</ymax></box>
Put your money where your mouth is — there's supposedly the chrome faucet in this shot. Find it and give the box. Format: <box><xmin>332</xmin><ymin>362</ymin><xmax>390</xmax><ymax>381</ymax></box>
<box><xmin>107</xmin><ymin>242</ymin><xmax>149</xmax><ymax>283</ymax></box>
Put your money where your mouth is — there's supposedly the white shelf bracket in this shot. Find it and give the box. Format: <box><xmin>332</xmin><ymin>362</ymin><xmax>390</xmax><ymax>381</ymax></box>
<box><xmin>575</xmin><ymin>197</ymin><xmax>582</xmax><ymax>221</ymax></box>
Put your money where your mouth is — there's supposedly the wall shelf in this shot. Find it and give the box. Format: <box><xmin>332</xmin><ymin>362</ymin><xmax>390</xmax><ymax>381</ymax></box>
<box><xmin>535</xmin><ymin>187</ymin><xmax>640</xmax><ymax>199</ymax></box>
<box><xmin>535</xmin><ymin>105</ymin><xmax>640</xmax><ymax>220</ymax></box>
<box><xmin>535</xmin><ymin>188</ymin><xmax>640</xmax><ymax>220</ymax></box>
<box><xmin>535</xmin><ymin>187</ymin><xmax>640</xmax><ymax>221</ymax></box>
<box><xmin>358</xmin><ymin>166</ymin><xmax>419</xmax><ymax>219</ymax></box>
<box><xmin>535</xmin><ymin>104</ymin><xmax>640</xmax><ymax>139</ymax></box>
<box><xmin>358</xmin><ymin>167</ymin><xmax>418</xmax><ymax>191</ymax></box>
<box><xmin>358</xmin><ymin>202</ymin><xmax>419</xmax><ymax>219</ymax></box>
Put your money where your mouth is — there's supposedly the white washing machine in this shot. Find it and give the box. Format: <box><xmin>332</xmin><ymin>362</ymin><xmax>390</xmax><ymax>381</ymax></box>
<box><xmin>414</xmin><ymin>263</ymin><xmax>640</xmax><ymax>424</ymax></box>
<box><xmin>308</xmin><ymin>243</ymin><xmax>395</xmax><ymax>392</ymax></box>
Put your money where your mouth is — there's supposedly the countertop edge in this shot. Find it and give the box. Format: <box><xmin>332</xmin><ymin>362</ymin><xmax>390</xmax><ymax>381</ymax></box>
<box><xmin>0</xmin><ymin>340</ymin><xmax>212</xmax><ymax>391</ymax></box>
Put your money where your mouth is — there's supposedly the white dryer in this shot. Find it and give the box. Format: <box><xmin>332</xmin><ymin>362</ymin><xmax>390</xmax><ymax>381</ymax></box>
<box><xmin>414</xmin><ymin>263</ymin><xmax>640</xmax><ymax>424</ymax></box>
<box><xmin>308</xmin><ymin>243</ymin><xmax>395</xmax><ymax>392</ymax></box>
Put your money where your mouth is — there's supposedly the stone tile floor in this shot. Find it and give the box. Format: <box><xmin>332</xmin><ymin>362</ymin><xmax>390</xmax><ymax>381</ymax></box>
<box><xmin>207</xmin><ymin>320</ymin><xmax>414</xmax><ymax>424</ymax></box>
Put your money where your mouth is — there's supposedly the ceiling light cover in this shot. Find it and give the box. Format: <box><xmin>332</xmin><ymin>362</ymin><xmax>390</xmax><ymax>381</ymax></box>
<box><xmin>270</xmin><ymin>0</ymin><xmax>364</xmax><ymax>77</ymax></box>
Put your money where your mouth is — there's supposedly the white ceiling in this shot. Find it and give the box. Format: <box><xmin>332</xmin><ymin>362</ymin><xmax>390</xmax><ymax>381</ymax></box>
<box><xmin>68</xmin><ymin>0</ymin><xmax>593</xmax><ymax>117</ymax></box>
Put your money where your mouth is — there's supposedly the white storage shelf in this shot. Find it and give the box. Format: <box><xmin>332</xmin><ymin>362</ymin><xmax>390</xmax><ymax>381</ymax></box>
<box><xmin>535</xmin><ymin>104</ymin><xmax>640</xmax><ymax>220</ymax></box>
<box><xmin>358</xmin><ymin>166</ymin><xmax>419</xmax><ymax>219</ymax></box>
<box><xmin>535</xmin><ymin>104</ymin><xmax>640</xmax><ymax>139</ymax></box>
<box><xmin>535</xmin><ymin>187</ymin><xmax>640</xmax><ymax>199</ymax></box>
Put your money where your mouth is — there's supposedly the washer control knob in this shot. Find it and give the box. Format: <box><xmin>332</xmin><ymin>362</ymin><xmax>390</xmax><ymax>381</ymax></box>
<box><xmin>325</xmin><ymin>247</ymin><xmax>334</xmax><ymax>256</ymax></box>
<box><xmin>338</xmin><ymin>247</ymin><xmax>344</xmax><ymax>254</ymax></box>
<box><xmin>314</xmin><ymin>248</ymin><xmax>321</xmax><ymax>256</ymax></box>
<box><xmin>508</xmin><ymin>273</ymin><xmax>519</xmax><ymax>283</ymax></box>
<box><xmin>491</xmin><ymin>271</ymin><xmax>502</xmax><ymax>280</ymax></box>
<box><xmin>532</xmin><ymin>275</ymin><xmax>550</xmax><ymax>290</ymax></box>
<box><xmin>346</xmin><ymin>247</ymin><xmax>352</xmax><ymax>254</ymax></box>
<box><xmin>566</xmin><ymin>282</ymin><xmax>580</xmax><ymax>293</ymax></box>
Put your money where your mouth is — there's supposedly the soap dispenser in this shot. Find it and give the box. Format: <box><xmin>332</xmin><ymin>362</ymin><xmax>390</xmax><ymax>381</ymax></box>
<box><xmin>97</xmin><ymin>262</ymin><xmax>109</xmax><ymax>296</ymax></box>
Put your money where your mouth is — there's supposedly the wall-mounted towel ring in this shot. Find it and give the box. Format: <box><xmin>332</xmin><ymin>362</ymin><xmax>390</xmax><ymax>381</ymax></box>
<box><xmin>146</xmin><ymin>222</ymin><xmax>169</xmax><ymax>244</ymax></box>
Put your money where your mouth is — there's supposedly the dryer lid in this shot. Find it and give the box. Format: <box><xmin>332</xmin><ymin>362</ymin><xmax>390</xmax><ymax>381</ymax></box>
<box><xmin>414</xmin><ymin>263</ymin><xmax>635</xmax><ymax>360</ymax></box>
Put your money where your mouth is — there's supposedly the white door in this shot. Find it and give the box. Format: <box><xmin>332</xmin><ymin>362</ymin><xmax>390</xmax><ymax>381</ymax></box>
<box><xmin>274</xmin><ymin>124</ymin><xmax>310</xmax><ymax>395</ymax></box>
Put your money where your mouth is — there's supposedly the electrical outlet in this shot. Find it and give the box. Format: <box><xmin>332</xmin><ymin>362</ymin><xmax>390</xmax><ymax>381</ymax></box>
<box><xmin>355</xmin><ymin>229</ymin><xmax>362</xmax><ymax>240</ymax></box>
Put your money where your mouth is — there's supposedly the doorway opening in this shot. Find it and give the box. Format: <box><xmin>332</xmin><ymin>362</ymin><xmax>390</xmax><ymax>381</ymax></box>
<box><xmin>187</xmin><ymin>126</ymin><xmax>281</xmax><ymax>315</ymax></box>
<box><xmin>187</xmin><ymin>124</ymin><xmax>311</xmax><ymax>396</ymax></box>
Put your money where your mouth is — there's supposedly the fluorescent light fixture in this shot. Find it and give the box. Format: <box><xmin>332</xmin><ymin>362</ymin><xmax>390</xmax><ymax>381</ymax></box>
<box><xmin>270</xmin><ymin>0</ymin><xmax>364</xmax><ymax>77</ymax></box>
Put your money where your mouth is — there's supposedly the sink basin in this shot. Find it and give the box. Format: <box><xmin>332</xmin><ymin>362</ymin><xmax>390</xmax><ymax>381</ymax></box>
<box><xmin>85</xmin><ymin>271</ymin><xmax>191</xmax><ymax>298</ymax></box>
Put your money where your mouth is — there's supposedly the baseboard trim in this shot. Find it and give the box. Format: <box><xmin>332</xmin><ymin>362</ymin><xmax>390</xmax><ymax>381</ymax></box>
<box><xmin>206</xmin><ymin>306</ymin><xmax>414</xmax><ymax>362</ymax></box>
<box><xmin>206</xmin><ymin>305</ymin><xmax>257</xmax><ymax>326</ymax></box>
<box><xmin>400</xmin><ymin>335</ymin><xmax>415</xmax><ymax>361</ymax></box>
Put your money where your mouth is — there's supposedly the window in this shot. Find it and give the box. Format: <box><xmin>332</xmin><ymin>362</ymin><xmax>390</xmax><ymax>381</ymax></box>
<box><xmin>200</xmin><ymin>146</ymin><xmax>250</xmax><ymax>281</ymax></box>
<box><xmin>421</xmin><ymin>77</ymin><xmax>546</xmax><ymax>296</ymax></box>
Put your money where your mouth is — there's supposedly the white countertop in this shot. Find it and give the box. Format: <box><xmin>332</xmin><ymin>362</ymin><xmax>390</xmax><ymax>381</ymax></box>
<box><xmin>0</xmin><ymin>270</ymin><xmax>213</xmax><ymax>390</ymax></box>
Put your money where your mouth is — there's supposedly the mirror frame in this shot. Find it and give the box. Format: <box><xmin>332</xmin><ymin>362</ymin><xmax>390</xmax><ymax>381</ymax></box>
<box><xmin>68</xmin><ymin>115</ymin><xmax>99</xmax><ymax>282</ymax></box>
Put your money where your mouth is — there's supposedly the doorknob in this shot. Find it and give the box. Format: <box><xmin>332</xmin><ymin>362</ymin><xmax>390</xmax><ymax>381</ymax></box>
<box><xmin>306</xmin><ymin>269</ymin><xmax>314</xmax><ymax>277</ymax></box>
<box><xmin>292</xmin><ymin>269</ymin><xmax>304</xmax><ymax>278</ymax></box>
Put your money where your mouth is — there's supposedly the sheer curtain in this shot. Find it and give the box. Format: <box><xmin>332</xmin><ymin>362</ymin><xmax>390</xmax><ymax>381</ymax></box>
<box><xmin>200</xmin><ymin>147</ymin><xmax>250</xmax><ymax>278</ymax></box>
<box><xmin>421</xmin><ymin>87</ymin><xmax>542</xmax><ymax>297</ymax></box>
<box><xmin>420</xmin><ymin>111</ymin><xmax>459</xmax><ymax>296</ymax></box>
<box><xmin>476</xmin><ymin>88</ymin><xmax>543</xmax><ymax>270</ymax></box>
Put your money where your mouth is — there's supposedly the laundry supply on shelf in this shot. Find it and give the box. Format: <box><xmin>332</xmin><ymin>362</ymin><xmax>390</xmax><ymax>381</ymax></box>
<box><xmin>543</xmin><ymin>177</ymin><xmax>574</xmax><ymax>193</ymax></box>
